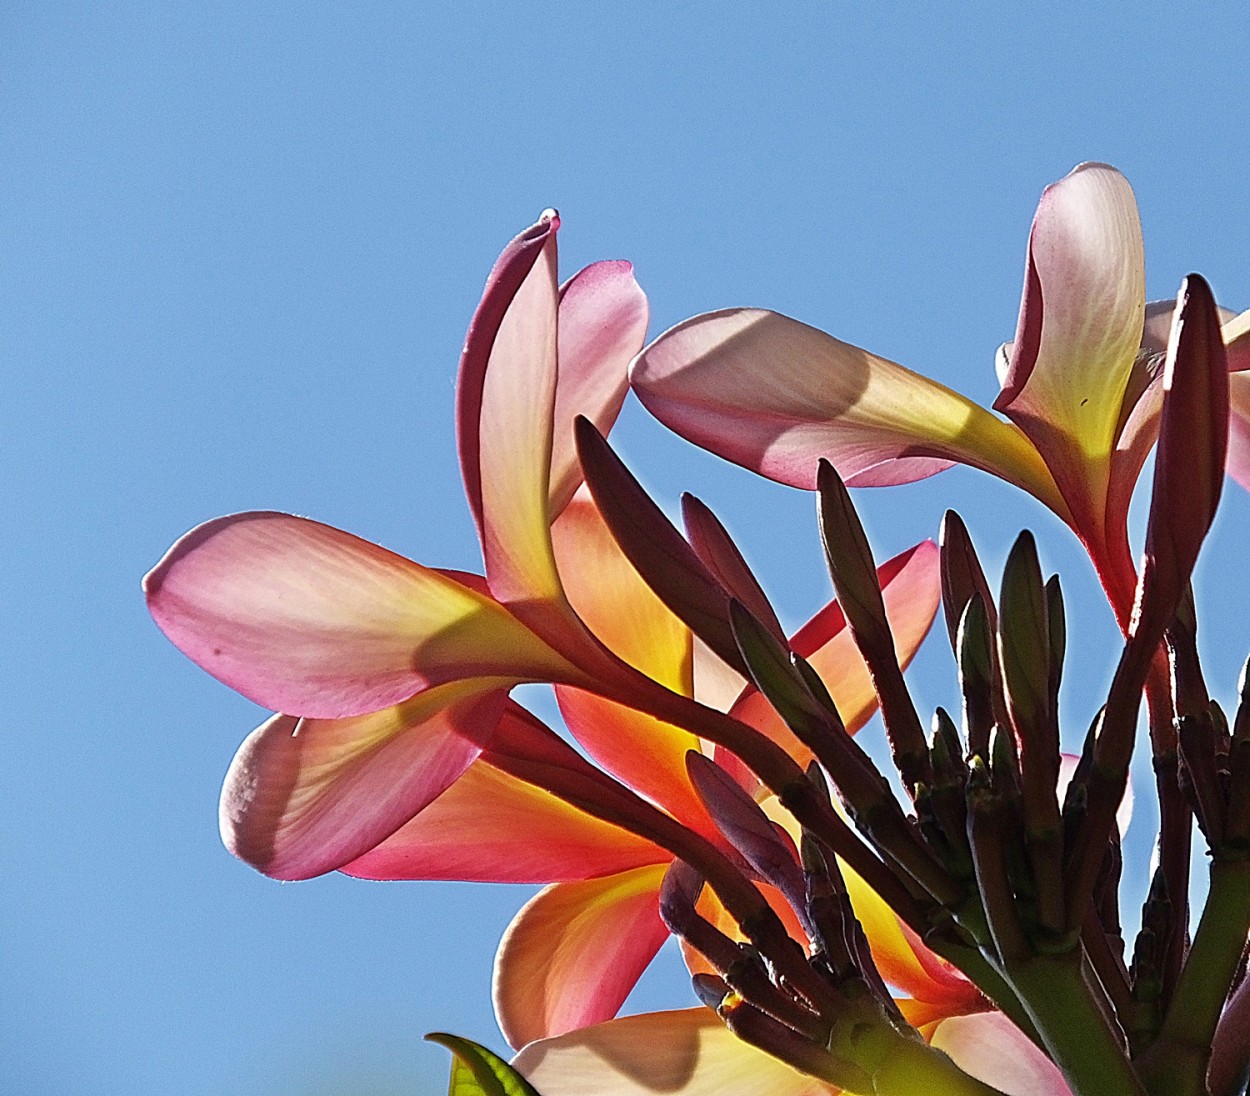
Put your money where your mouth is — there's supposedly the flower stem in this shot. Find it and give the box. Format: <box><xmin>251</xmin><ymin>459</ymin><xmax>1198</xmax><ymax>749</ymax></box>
<box><xmin>1004</xmin><ymin>954</ymin><xmax>1146</xmax><ymax>1095</ymax></box>
<box><xmin>1138</xmin><ymin>859</ymin><xmax>1250</xmax><ymax>1096</ymax></box>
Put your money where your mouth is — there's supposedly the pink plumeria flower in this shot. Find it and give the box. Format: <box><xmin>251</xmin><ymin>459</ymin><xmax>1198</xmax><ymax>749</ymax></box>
<box><xmin>144</xmin><ymin>212</ymin><xmax>945</xmax><ymax>1058</ymax></box>
<box><xmin>632</xmin><ymin>163</ymin><xmax>1249</xmax><ymax>629</ymax></box>
<box><xmin>145</xmin><ymin>212</ymin><xmax>652</xmax><ymax>880</ymax></box>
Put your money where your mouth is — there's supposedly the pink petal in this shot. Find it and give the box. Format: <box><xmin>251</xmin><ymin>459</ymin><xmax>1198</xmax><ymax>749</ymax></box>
<box><xmin>341</xmin><ymin>752</ymin><xmax>666</xmax><ymax>883</ymax></box>
<box><xmin>219</xmin><ymin>686</ymin><xmax>504</xmax><ymax>880</ymax></box>
<box><xmin>929</xmin><ymin>1011</ymin><xmax>1071</xmax><ymax>1096</ymax></box>
<box><xmin>548</xmin><ymin>261</ymin><xmax>649</xmax><ymax>518</ymax></box>
<box><xmin>456</xmin><ymin>212</ymin><xmax>566</xmax><ymax>606</ymax></box>
<box><xmin>1222</xmin><ymin>309</ymin><xmax>1250</xmax><ymax>490</ymax></box>
<box><xmin>1109</xmin><ymin>301</ymin><xmax>1241</xmax><ymax>565</ymax></box>
<box><xmin>1228</xmin><ymin>370</ymin><xmax>1250</xmax><ymax>491</ymax></box>
<box><xmin>631</xmin><ymin>307</ymin><xmax>1058</xmax><ymax>506</ymax></box>
<box><xmin>513</xmin><ymin>1008</ymin><xmax>831</xmax><ymax>1096</ymax></box>
<box><xmin>144</xmin><ymin>512</ymin><xmax>574</xmax><ymax>718</ymax></box>
<box><xmin>493</xmin><ymin>864</ymin><xmax>670</xmax><ymax>1048</ymax></box>
<box><xmin>994</xmin><ymin>163</ymin><xmax>1145</xmax><ymax>544</ymax></box>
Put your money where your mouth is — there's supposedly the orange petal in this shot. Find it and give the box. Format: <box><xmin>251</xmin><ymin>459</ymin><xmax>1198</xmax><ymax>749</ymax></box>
<box><xmin>493</xmin><ymin>864</ymin><xmax>670</xmax><ymax>1048</ymax></box>
<box><xmin>551</xmin><ymin>490</ymin><xmax>709</xmax><ymax>824</ymax></box>
<box><xmin>341</xmin><ymin>754</ymin><xmax>666</xmax><ymax>883</ymax></box>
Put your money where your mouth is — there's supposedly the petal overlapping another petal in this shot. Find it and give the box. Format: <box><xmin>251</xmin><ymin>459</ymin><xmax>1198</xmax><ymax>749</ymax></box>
<box><xmin>458</xmin><ymin>212</ymin><xmax>565</xmax><ymax>607</ymax></box>
<box><xmin>1221</xmin><ymin>311</ymin><xmax>1250</xmax><ymax>490</ymax></box>
<box><xmin>144</xmin><ymin>512</ymin><xmax>578</xmax><ymax>718</ymax></box>
<box><xmin>493</xmin><ymin>864</ymin><xmax>671</xmax><ymax>1049</ymax></box>
<box><xmin>548</xmin><ymin>261</ymin><xmax>649</xmax><ymax>519</ymax></box>
<box><xmin>995</xmin><ymin>163</ymin><xmax>1145</xmax><ymax>542</ymax></box>
<box><xmin>341</xmin><ymin>754</ymin><xmax>666</xmax><ymax>883</ymax></box>
<box><xmin>513</xmin><ymin>1008</ymin><xmax>831</xmax><ymax>1096</ymax></box>
<box><xmin>929</xmin><ymin>1011</ymin><xmax>1071</xmax><ymax>1096</ymax></box>
<box><xmin>551</xmin><ymin>490</ymin><xmax>711</xmax><ymax>826</ymax></box>
<box><xmin>219</xmin><ymin>684</ymin><xmax>507</xmax><ymax>880</ymax></box>
<box><xmin>631</xmin><ymin>308</ymin><xmax>1061</xmax><ymax>510</ymax></box>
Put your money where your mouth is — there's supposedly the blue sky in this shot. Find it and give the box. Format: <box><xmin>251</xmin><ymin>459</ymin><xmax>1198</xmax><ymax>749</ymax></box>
<box><xmin>4</xmin><ymin>4</ymin><xmax>1250</xmax><ymax>1094</ymax></box>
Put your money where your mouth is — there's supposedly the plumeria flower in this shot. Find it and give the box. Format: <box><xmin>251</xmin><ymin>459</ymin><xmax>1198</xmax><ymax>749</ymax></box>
<box><xmin>145</xmin><ymin>211</ymin><xmax>654</xmax><ymax>880</ymax></box>
<box><xmin>343</xmin><ymin>487</ymin><xmax>940</xmax><ymax>1047</ymax></box>
<box><xmin>144</xmin><ymin>212</ymin><xmax>946</xmax><ymax>1057</ymax></box>
<box><xmin>631</xmin><ymin>162</ymin><xmax>1249</xmax><ymax>628</ymax></box>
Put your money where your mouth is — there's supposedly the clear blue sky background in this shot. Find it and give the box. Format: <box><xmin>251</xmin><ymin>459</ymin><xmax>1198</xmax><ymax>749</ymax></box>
<box><xmin>5</xmin><ymin>4</ymin><xmax>1250</xmax><ymax>1094</ymax></box>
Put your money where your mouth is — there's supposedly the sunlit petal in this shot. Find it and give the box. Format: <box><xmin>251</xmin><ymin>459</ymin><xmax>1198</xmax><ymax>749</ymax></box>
<box><xmin>840</xmin><ymin>856</ymin><xmax>981</xmax><ymax>1007</ymax></box>
<box><xmin>144</xmin><ymin>512</ymin><xmax>576</xmax><ymax>718</ymax></box>
<box><xmin>995</xmin><ymin>163</ymin><xmax>1145</xmax><ymax>541</ymax></box>
<box><xmin>930</xmin><ymin>1011</ymin><xmax>1071</xmax><ymax>1096</ymax></box>
<box><xmin>632</xmin><ymin>307</ymin><xmax>1059</xmax><ymax>508</ymax></box>
<box><xmin>493</xmin><ymin>865</ymin><xmax>670</xmax><ymax>1048</ymax></box>
<box><xmin>548</xmin><ymin>261</ymin><xmax>649</xmax><ymax>518</ymax></box>
<box><xmin>513</xmin><ymin>1008</ymin><xmax>830</xmax><ymax>1096</ymax></box>
<box><xmin>1228</xmin><ymin>372</ymin><xmax>1250</xmax><ymax>491</ymax></box>
<box><xmin>457</xmin><ymin>211</ymin><xmax>566</xmax><ymax>606</ymax></box>
<box><xmin>551</xmin><ymin>490</ymin><xmax>709</xmax><ymax>825</ymax></box>
<box><xmin>341</xmin><ymin>753</ymin><xmax>665</xmax><ymax>883</ymax></box>
<box><xmin>219</xmin><ymin>684</ymin><xmax>506</xmax><ymax>880</ymax></box>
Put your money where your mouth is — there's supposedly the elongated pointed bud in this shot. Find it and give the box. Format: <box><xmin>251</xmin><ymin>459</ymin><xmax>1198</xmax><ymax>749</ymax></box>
<box><xmin>683</xmin><ymin>493</ymin><xmax>787</xmax><ymax>644</ymax></box>
<box><xmin>692</xmin><ymin>972</ymin><xmax>732</xmax><ymax>1010</ymax></box>
<box><xmin>1131</xmin><ymin>274</ymin><xmax>1229</xmax><ymax>651</ymax></box>
<box><xmin>1069</xmin><ymin>277</ymin><xmax>1230</xmax><ymax>932</ymax></box>
<box><xmin>686</xmin><ymin>750</ymin><xmax>808</xmax><ymax>920</ymax></box>
<box><xmin>957</xmin><ymin>595</ymin><xmax>995</xmax><ymax>758</ymax></box>
<box><xmin>729</xmin><ymin>600</ymin><xmax>832</xmax><ymax>742</ymax></box>
<box><xmin>574</xmin><ymin>416</ymin><xmax>748</xmax><ymax>675</ymax></box>
<box><xmin>939</xmin><ymin>510</ymin><xmax>998</xmax><ymax>652</ymax></box>
<box><xmin>817</xmin><ymin>459</ymin><xmax>930</xmax><ymax>789</ymax></box>
<box><xmin>998</xmin><ymin>531</ymin><xmax>1050</xmax><ymax>744</ymax></box>
<box><xmin>1045</xmin><ymin>575</ymin><xmax>1065</xmax><ymax>708</ymax></box>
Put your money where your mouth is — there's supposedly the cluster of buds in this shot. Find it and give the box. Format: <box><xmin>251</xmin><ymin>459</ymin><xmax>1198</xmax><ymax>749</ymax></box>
<box><xmin>565</xmin><ymin>275</ymin><xmax>1249</xmax><ymax>1095</ymax></box>
<box><xmin>147</xmin><ymin>169</ymin><xmax>1250</xmax><ymax>1096</ymax></box>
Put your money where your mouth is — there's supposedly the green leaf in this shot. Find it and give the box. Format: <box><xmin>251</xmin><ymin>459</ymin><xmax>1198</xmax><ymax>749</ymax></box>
<box><xmin>426</xmin><ymin>1033</ymin><xmax>544</xmax><ymax>1096</ymax></box>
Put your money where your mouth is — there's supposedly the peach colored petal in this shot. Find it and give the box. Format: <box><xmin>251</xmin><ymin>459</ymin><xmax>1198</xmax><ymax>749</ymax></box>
<box><xmin>632</xmin><ymin>307</ymin><xmax>1060</xmax><ymax>510</ymax></box>
<box><xmin>513</xmin><ymin>1008</ymin><xmax>831</xmax><ymax>1096</ymax></box>
<box><xmin>995</xmin><ymin>163</ymin><xmax>1145</xmax><ymax>544</ymax></box>
<box><xmin>341</xmin><ymin>753</ymin><xmax>666</xmax><ymax>883</ymax></box>
<box><xmin>930</xmin><ymin>1012</ymin><xmax>1070</xmax><ymax>1096</ymax></box>
<box><xmin>493</xmin><ymin>864</ymin><xmax>670</xmax><ymax>1048</ymax></box>
<box><xmin>472</xmin><ymin>214</ymin><xmax>565</xmax><ymax>606</ymax></box>
<box><xmin>550</xmin><ymin>490</ymin><xmax>710</xmax><ymax>825</ymax></box>
<box><xmin>219</xmin><ymin>684</ymin><xmax>506</xmax><ymax>880</ymax></box>
<box><xmin>144</xmin><ymin>512</ymin><xmax>577</xmax><ymax>718</ymax></box>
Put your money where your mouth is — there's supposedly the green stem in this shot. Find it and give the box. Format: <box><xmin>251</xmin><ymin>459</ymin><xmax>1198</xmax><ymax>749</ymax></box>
<box><xmin>1004</xmin><ymin>955</ymin><xmax>1145</xmax><ymax>1096</ymax></box>
<box><xmin>1138</xmin><ymin>859</ymin><xmax>1250</xmax><ymax>1096</ymax></box>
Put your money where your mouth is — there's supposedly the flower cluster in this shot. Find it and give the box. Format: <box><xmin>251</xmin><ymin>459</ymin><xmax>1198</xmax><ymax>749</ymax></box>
<box><xmin>147</xmin><ymin>166</ymin><xmax>1250</xmax><ymax>1096</ymax></box>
